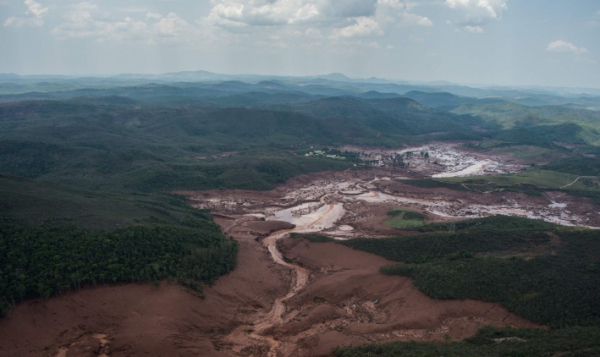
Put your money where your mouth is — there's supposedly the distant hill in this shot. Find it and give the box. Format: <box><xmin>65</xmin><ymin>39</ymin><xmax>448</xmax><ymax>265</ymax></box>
<box><xmin>162</xmin><ymin>70</ymin><xmax>221</xmax><ymax>80</ymax></box>
<box><xmin>316</xmin><ymin>73</ymin><xmax>353</xmax><ymax>82</ymax></box>
<box><xmin>403</xmin><ymin>90</ymin><xmax>504</xmax><ymax>109</ymax></box>
<box><xmin>359</xmin><ymin>91</ymin><xmax>401</xmax><ymax>99</ymax></box>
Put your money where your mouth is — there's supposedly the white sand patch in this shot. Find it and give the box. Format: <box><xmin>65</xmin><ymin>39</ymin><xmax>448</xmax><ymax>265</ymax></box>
<box><xmin>269</xmin><ymin>203</ymin><xmax>346</xmax><ymax>232</ymax></box>
<box><xmin>432</xmin><ymin>160</ymin><xmax>494</xmax><ymax>178</ymax></box>
<box><xmin>549</xmin><ymin>201</ymin><xmax>567</xmax><ymax>209</ymax></box>
<box><xmin>338</xmin><ymin>225</ymin><xmax>354</xmax><ymax>231</ymax></box>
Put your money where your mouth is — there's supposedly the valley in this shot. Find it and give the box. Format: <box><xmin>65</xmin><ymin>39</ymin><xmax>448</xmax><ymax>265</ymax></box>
<box><xmin>1</xmin><ymin>73</ymin><xmax>600</xmax><ymax>357</ymax></box>
<box><xmin>173</xmin><ymin>143</ymin><xmax>597</xmax><ymax>356</ymax></box>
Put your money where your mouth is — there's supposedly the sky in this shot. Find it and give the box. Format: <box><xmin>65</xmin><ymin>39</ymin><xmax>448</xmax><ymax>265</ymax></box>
<box><xmin>0</xmin><ymin>0</ymin><xmax>599</xmax><ymax>88</ymax></box>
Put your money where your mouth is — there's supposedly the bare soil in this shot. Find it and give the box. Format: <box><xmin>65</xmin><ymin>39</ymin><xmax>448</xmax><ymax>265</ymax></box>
<box><xmin>2</xmin><ymin>143</ymin><xmax>592</xmax><ymax>357</ymax></box>
<box><xmin>0</xmin><ymin>221</ymin><xmax>291</xmax><ymax>357</ymax></box>
<box><xmin>277</xmin><ymin>237</ymin><xmax>539</xmax><ymax>356</ymax></box>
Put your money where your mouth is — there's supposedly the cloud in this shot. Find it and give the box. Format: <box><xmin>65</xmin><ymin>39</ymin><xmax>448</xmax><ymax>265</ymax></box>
<box><xmin>463</xmin><ymin>25</ymin><xmax>483</xmax><ymax>32</ymax></box>
<box><xmin>4</xmin><ymin>0</ymin><xmax>49</xmax><ymax>27</ymax></box>
<box><xmin>52</xmin><ymin>3</ymin><xmax>193</xmax><ymax>43</ymax></box>
<box><xmin>305</xmin><ymin>27</ymin><xmax>322</xmax><ymax>38</ymax></box>
<box><xmin>399</xmin><ymin>12</ymin><xmax>432</xmax><ymax>26</ymax></box>
<box><xmin>375</xmin><ymin>0</ymin><xmax>432</xmax><ymax>27</ymax></box>
<box><xmin>25</xmin><ymin>0</ymin><xmax>48</xmax><ymax>18</ymax></box>
<box><xmin>377</xmin><ymin>0</ymin><xmax>405</xmax><ymax>10</ymax></box>
<box><xmin>206</xmin><ymin>0</ymin><xmax>378</xmax><ymax>28</ymax></box>
<box><xmin>445</xmin><ymin>0</ymin><xmax>507</xmax><ymax>31</ymax></box>
<box><xmin>331</xmin><ymin>16</ymin><xmax>382</xmax><ymax>39</ymax></box>
<box><xmin>546</xmin><ymin>40</ymin><xmax>588</xmax><ymax>54</ymax></box>
<box><xmin>48</xmin><ymin>0</ymin><xmax>432</xmax><ymax>50</ymax></box>
<box><xmin>152</xmin><ymin>13</ymin><xmax>191</xmax><ymax>37</ymax></box>
<box><xmin>205</xmin><ymin>0</ymin><xmax>431</xmax><ymax>35</ymax></box>
<box><xmin>446</xmin><ymin>0</ymin><xmax>507</xmax><ymax>20</ymax></box>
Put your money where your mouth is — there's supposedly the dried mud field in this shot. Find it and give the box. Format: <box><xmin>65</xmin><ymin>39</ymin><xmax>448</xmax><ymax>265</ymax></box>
<box><xmin>1</xmin><ymin>143</ymin><xmax>596</xmax><ymax>357</ymax></box>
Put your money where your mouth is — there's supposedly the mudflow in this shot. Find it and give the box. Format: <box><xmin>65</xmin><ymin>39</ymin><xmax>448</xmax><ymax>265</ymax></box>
<box><xmin>2</xmin><ymin>143</ymin><xmax>596</xmax><ymax>357</ymax></box>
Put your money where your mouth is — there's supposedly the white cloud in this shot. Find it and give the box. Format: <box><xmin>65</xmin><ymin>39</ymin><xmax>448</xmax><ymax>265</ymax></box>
<box><xmin>4</xmin><ymin>0</ymin><xmax>48</xmax><ymax>27</ymax></box>
<box><xmin>463</xmin><ymin>25</ymin><xmax>483</xmax><ymax>32</ymax></box>
<box><xmin>153</xmin><ymin>13</ymin><xmax>191</xmax><ymax>37</ymax></box>
<box><xmin>25</xmin><ymin>0</ymin><xmax>48</xmax><ymax>18</ymax></box>
<box><xmin>52</xmin><ymin>3</ymin><xmax>194</xmax><ymax>43</ymax></box>
<box><xmin>305</xmin><ymin>27</ymin><xmax>322</xmax><ymax>38</ymax></box>
<box><xmin>146</xmin><ymin>12</ymin><xmax>162</xmax><ymax>21</ymax></box>
<box><xmin>400</xmin><ymin>12</ymin><xmax>432</xmax><ymax>26</ymax></box>
<box><xmin>205</xmin><ymin>0</ymin><xmax>430</xmax><ymax>33</ymax></box>
<box><xmin>47</xmin><ymin>0</ymin><xmax>433</xmax><ymax>50</ymax></box>
<box><xmin>445</xmin><ymin>0</ymin><xmax>507</xmax><ymax>31</ymax></box>
<box><xmin>377</xmin><ymin>0</ymin><xmax>406</xmax><ymax>10</ymax></box>
<box><xmin>331</xmin><ymin>16</ymin><xmax>382</xmax><ymax>39</ymax></box>
<box><xmin>446</xmin><ymin>0</ymin><xmax>507</xmax><ymax>20</ymax></box>
<box><xmin>206</xmin><ymin>0</ymin><xmax>363</xmax><ymax>28</ymax></box>
<box><xmin>546</xmin><ymin>40</ymin><xmax>588</xmax><ymax>54</ymax></box>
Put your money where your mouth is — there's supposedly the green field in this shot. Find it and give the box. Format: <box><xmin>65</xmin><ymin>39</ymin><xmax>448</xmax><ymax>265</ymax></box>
<box><xmin>446</xmin><ymin>170</ymin><xmax>574</xmax><ymax>187</ymax></box>
<box><xmin>384</xmin><ymin>208</ymin><xmax>426</xmax><ymax>229</ymax></box>
<box><xmin>494</xmin><ymin>145</ymin><xmax>572</xmax><ymax>162</ymax></box>
<box><xmin>441</xmin><ymin>169</ymin><xmax>600</xmax><ymax>191</ymax></box>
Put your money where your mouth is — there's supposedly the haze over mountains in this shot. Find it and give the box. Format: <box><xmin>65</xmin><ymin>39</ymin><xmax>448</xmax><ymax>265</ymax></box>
<box><xmin>2</xmin><ymin>71</ymin><xmax>600</xmax><ymax>109</ymax></box>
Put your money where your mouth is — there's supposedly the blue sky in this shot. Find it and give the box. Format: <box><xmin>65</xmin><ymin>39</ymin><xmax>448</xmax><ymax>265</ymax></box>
<box><xmin>0</xmin><ymin>0</ymin><xmax>598</xmax><ymax>88</ymax></box>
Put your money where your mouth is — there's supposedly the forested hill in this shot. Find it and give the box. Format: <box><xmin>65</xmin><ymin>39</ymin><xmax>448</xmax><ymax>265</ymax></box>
<box><xmin>1</xmin><ymin>78</ymin><xmax>599</xmax><ymax>192</ymax></box>
<box><xmin>0</xmin><ymin>97</ymin><xmax>482</xmax><ymax>192</ymax></box>
<box><xmin>0</xmin><ymin>175</ymin><xmax>238</xmax><ymax>317</ymax></box>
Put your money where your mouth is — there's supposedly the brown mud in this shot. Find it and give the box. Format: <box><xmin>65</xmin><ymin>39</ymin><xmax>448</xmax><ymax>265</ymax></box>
<box><xmin>2</xmin><ymin>143</ymin><xmax>592</xmax><ymax>356</ymax></box>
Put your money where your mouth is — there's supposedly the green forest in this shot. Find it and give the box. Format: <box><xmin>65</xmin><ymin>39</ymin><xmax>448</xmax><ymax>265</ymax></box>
<box><xmin>334</xmin><ymin>326</ymin><xmax>600</xmax><ymax>357</ymax></box>
<box><xmin>295</xmin><ymin>216</ymin><xmax>600</xmax><ymax>355</ymax></box>
<box><xmin>309</xmin><ymin>216</ymin><xmax>600</xmax><ymax>327</ymax></box>
<box><xmin>0</xmin><ymin>216</ymin><xmax>238</xmax><ymax>317</ymax></box>
<box><xmin>0</xmin><ymin>176</ymin><xmax>238</xmax><ymax>317</ymax></box>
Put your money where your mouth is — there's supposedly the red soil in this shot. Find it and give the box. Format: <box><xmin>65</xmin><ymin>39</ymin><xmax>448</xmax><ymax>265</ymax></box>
<box><xmin>0</xmin><ymin>221</ymin><xmax>291</xmax><ymax>357</ymax></box>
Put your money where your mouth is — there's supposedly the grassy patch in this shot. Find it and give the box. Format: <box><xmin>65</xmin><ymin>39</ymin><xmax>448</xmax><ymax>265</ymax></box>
<box><xmin>400</xmin><ymin>177</ymin><xmax>545</xmax><ymax>197</ymax></box>
<box><xmin>342</xmin><ymin>217</ymin><xmax>552</xmax><ymax>264</ymax></box>
<box><xmin>289</xmin><ymin>233</ymin><xmax>334</xmax><ymax>242</ymax></box>
<box><xmin>494</xmin><ymin>145</ymin><xmax>572</xmax><ymax>162</ymax></box>
<box><xmin>398</xmin><ymin>179</ymin><xmax>469</xmax><ymax>191</ymax></box>
<box><xmin>441</xmin><ymin>169</ymin><xmax>594</xmax><ymax>190</ymax></box>
<box><xmin>384</xmin><ymin>208</ymin><xmax>426</xmax><ymax>229</ymax></box>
